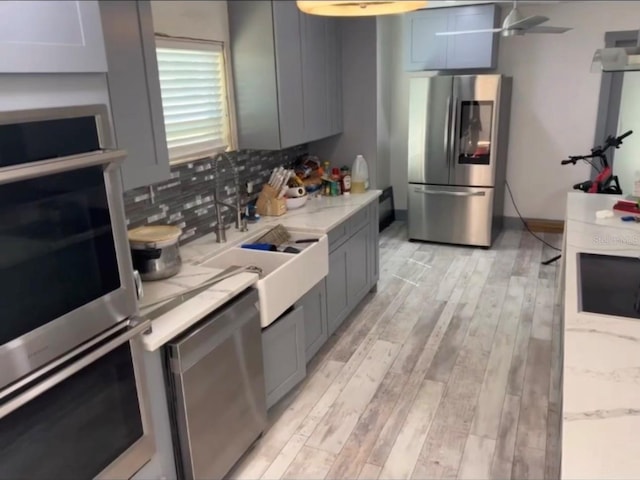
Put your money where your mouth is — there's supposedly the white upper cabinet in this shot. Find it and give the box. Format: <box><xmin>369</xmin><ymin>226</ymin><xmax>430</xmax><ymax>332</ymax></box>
<box><xmin>0</xmin><ymin>1</ymin><xmax>107</xmax><ymax>73</ymax></box>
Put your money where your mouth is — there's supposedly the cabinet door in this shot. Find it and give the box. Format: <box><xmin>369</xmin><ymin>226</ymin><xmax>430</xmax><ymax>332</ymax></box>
<box><xmin>0</xmin><ymin>1</ymin><xmax>107</xmax><ymax>73</ymax></box>
<box><xmin>301</xmin><ymin>13</ymin><xmax>330</xmax><ymax>142</ymax></box>
<box><xmin>369</xmin><ymin>202</ymin><xmax>380</xmax><ymax>288</ymax></box>
<box><xmin>446</xmin><ymin>4</ymin><xmax>499</xmax><ymax>69</ymax></box>
<box><xmin>297</xmin><ymin>280</ymin><xmax>328</xmax><ymax>362</ymax></box>
<box><xmin>100</xmin><ymin>1</ymin><xmax>170</xmax><ymax>191</ymax></box>
<box><xmin>327</xmin><ymin>242</ymin><xmax>350</xmax><ymax>336</ymax></box>
<box><xmin>262</xmin><ymin>306</ymin><xmax>306</xmax><ymax>409</ymax></box>
<box><xmin>404</xmin><ymin>9</ymin><xmax>449</xmax><ymax>71</ymax></box>
<box><xmin>347</xmin><ymin>224</ymin><xmax>371</xmax><ymax>308</ymax></box>
<box><xmin>273</xmin><ymin>1</ymin><xmax>306</xmax><ymax>149</ymax></box>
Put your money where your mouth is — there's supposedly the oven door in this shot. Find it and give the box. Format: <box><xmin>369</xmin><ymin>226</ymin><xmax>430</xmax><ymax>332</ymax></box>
<box><xmin>0</xmin><ymin>319</ymin><xmax>154</xmax><ymax>480</ymax></box>
<box><xmin>0</xmin><ymin>149</ymin><xmax>139</xmax><ymax>390</ymax></box>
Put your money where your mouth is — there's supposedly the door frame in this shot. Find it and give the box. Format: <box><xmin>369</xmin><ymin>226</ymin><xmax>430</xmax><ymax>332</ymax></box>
<box><xmin>593</xmin><ymin>30</ymin><xmax>639</xmax><ymax>172</ymax></box>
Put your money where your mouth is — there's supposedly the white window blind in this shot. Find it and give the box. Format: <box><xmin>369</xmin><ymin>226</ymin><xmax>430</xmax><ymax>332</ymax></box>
<box><xmin>156</xmin><ymin>38</ymin><xmax>232</xmax><ymax>162</ymax></box>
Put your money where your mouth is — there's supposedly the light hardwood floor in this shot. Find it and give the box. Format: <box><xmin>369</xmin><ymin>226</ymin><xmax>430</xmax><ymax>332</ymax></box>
<box><xmin>230</xmin><ymin>223</ymin><xmax>563</xmax><ymax>480</ymax></box>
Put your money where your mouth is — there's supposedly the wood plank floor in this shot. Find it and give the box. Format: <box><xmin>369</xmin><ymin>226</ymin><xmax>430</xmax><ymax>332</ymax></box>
<box><xmin>230</xmin><ymin>223</ymin><xmax>563</xmax><ymax>480</ymax></box>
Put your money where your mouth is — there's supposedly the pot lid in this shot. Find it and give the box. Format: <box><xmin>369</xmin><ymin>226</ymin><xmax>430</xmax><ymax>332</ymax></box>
<box><xmin>128</xmin><ymin>225</ymin><xmax>182</xmax><ymax>248</ymax></box>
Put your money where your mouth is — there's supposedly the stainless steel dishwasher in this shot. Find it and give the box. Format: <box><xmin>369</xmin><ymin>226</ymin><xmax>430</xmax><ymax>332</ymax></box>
<box><xmin>164</xmin><ymin>288</ymin><xmax>267</xmax><ymax>480</ymax></box>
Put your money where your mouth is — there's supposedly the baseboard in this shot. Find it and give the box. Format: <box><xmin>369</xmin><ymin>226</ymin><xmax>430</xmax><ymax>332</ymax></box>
<box><xmin>524</xmin><ymin>218</ymin><xmax>565</xmax><ymax>234</ymax></box>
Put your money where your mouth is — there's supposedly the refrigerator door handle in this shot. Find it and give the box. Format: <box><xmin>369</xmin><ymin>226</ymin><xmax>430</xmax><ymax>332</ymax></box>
<box><xmin>413</xmin><ymin>188</ymin><xmax>486</xmax><ymax>197</ymax></box>
<box><xmin>444</xmin><ymin>96</ymin><xmax>452</xmax><ymax>165</ymax></box>
<box><xmin>449</xmin><ymin>96</ymin><xmax>459</xmax><ymax>168</ymax></box>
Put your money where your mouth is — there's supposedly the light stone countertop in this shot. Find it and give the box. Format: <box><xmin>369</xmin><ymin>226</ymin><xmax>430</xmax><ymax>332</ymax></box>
<box><xmin>562</xmin><ymin>192</ymin><xmax>640</xmax><ymax>479</ymax></box>
<box><xmin>138</xmin><ymin>191</ymin><xmax>382</xmax><ymax>351</ymax></box>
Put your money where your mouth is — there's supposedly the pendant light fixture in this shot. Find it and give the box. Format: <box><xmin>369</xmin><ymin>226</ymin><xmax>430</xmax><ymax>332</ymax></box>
<box><xmin>296</xmin><ymin>1</ymin><xmax>427</xmax><ymax>17</ymax></box>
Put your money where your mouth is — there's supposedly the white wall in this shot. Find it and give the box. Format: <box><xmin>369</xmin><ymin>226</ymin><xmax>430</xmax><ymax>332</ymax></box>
<box><xmin>151</xmin><ymin>1</ymin><xmax>229</xmax><ymax>42</ymax></box>
<box><xmin>613</xmin><ymin>72</ymin><xmax>640</xmax><ymax>196</ymax></box>
<box><xmin>380</xmin><ymin>1</ymin><xmax>640</xmax><ymax>219</ymax></box>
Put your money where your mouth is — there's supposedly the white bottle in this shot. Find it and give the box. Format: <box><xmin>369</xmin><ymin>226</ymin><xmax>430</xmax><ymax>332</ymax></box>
<box><xmin>351</xmin><ymin>154</ymin><xmax>369</xmax><ymax>193</ymax></box>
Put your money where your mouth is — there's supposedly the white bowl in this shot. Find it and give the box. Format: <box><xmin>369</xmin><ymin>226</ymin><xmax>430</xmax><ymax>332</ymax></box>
<box><xmin>285</xmin><ymin>194</ymin><xmax>308</xmax><ymax>210</ymax></box>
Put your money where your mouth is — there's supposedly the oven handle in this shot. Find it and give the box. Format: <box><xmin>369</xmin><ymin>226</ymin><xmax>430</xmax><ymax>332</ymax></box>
<box><xmin>0</xmin><ymin>318</ymin><xmax>151</xmax><ymax>419</ymax></box>
<box><xmin>0</xmin><ymin>149</ymin><xmax>127</xmax><ymax>186</ymax></box>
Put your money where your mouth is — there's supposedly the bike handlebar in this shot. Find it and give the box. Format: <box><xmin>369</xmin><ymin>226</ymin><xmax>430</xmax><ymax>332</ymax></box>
<box><xmin>619</xmin><ymin>130</ymin><xmax>633</xmax><ymax>141</ymax></box>
<box><xmin>561</xmin><ymin>130</ymin><xmax>633</xmax><ymax>166</ymax></box>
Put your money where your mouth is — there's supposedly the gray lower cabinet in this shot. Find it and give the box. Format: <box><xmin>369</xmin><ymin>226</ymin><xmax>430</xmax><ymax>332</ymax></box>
<box><xmin>261</xmin><ymin>306</ymin><xmax>306</xmax><ymax>409</ymax></box>
<box><xmin>405</xmin><ymin>4</ymin><xmax>499</xmax><ymax>71</ymax></box>
<box><xmin>0</xmin><ymin>1</ymin><xmax>107</xmax><ymax>73</ymax></box>
<box><xmin>296</xmin><ymin>280</ymin><xmax>328</xmax><ymax>362</ymax></box>
<box><xmin>347</xmin><ymin>224</ymin><xmax>372</xmax><ymax>307</ymax></box>
<box><xmin>325</xmin><ymin>201</ymin><xmax>380</xmax><ymax>336</ymax></box>
<box><xmin>100</xmin><ymin>0</ymin><xmax>171</xmax><ymax>191</ymax></box>
<box><xmin>369</xmin><ymin>201</ymin><xmax>380</xmax><ymax>286</ymax></box>
<box><xmin>327</xmin><ymin>241</ymin><xmax>351</xmax><ymax>336</ymax></box>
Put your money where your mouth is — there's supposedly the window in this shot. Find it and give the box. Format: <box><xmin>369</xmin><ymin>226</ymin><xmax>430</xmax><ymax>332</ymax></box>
<box><xmin>156</xmin><ymin>38</ymin><xmax>234</xmax><ymax>163</ymax></box>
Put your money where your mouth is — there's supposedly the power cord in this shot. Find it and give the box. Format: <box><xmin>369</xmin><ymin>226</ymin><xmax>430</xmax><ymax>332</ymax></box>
<box><xmin>505</xmin><ymin>181</ymin><xmax>561</xmax><ymax>252</ymax></box>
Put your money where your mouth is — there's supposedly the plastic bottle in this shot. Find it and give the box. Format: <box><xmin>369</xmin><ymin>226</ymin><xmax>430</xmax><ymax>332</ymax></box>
<box><xmin>351</xmin><ymin>155</ymin><xmax>369</xmax><ymax>193</ymax></box>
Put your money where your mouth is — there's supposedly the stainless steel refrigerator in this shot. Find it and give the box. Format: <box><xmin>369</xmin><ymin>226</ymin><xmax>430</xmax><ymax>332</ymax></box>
<box><xmin>407</xmin><ymin>74</ymin><xmax>512</xmax><ymax>247</ymax></box>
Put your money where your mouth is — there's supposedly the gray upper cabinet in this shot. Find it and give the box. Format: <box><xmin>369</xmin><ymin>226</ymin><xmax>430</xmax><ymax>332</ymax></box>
<box><xmin>228</xmin><ymin>1</ymin><xmax>343</xmax><ymax>150</ymax></box>
<box><xmin>405</xmin><ymin>4</ymin><xmax>499</xmax><ymax>71</ymax></box>
<box><xmin>100</xmin><ymin>1</ymin><xmax>171</xmax><ymax>191</ymax></box>
<box><xmin>0</xmin><ymin>1</ymin><xmax>107</xmax><ymax>73</ymax></box>
<box><xmin>405</xmin><ymin>8</ymin><xmax>449</xmax><ymax>71</ymax></box>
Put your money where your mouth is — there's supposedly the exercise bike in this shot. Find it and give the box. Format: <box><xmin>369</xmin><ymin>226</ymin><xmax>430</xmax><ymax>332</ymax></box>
<box><xmin>541</xmin><ymin>129</ymin><xmax>633</xmax><ymax>265</ymax></box>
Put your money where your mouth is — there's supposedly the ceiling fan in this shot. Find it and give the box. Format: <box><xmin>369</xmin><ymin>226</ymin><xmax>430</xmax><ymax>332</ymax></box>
<box><xmin>436</xmin><ymin>1</ymin><xmax>572</xmax><ymax>37</ymax></box>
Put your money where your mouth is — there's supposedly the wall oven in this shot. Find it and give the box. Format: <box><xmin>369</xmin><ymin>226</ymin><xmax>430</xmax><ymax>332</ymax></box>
<box><xmin>0</xmin><ymin>105</ymin><xmax>154</xmax><ymax>479</ymax></box>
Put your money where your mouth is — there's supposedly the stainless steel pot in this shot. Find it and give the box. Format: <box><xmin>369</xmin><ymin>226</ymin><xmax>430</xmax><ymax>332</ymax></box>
<box><xmin>128</xmin><ymin>226</ymin><xmax>182</xmax><ymax>281</ymax></box>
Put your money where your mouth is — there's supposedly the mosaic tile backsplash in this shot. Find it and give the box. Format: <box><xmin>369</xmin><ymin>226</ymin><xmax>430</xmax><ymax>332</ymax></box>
<box><xmin>124</xmin><ymin>146</ymin><xmax>306</xmax><ymax>244</ymax></box>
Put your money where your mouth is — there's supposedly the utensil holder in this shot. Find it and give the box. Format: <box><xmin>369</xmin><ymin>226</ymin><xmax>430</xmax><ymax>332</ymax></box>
<box><xmin>256</xmin><ymin>184</ymin><xmax>287</xmax><ymax>216</ymax></box>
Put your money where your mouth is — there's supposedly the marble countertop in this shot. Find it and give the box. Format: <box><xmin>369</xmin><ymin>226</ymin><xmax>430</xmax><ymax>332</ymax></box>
<box><xmin>562</xmin><ymin>192</ymin><xmax>640</xmax><ymax>479</ymax></box>
<box><xmin>138</xmin><ymin>191</ymin><xmax>381</xmax><ymax>351</ymax></box>
<box><xmin>180</xmin><ymin>190</ymin><xmax>382</xmax><ymax>265</ymax></box>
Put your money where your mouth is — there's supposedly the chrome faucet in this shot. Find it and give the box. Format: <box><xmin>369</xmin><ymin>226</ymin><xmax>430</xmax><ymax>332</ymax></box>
<box><xmin>212</xmin><ymin>152</ymin><xmax>247</xmax><ymax>243</ymax></box>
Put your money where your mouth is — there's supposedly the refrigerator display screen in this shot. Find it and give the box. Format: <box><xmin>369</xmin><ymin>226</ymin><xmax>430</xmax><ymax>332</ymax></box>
<box><xmin>458</xmin><ymin>101</ymin><xmax>493</xmax><ymax>165</ymax></box>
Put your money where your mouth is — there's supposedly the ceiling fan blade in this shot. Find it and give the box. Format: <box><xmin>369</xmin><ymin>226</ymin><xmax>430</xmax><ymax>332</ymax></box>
<box><xmin>526</xmin><ymin>26</ymin><xmax>572</xmax><ymax>34</ymax></box>
<box><xmin>508</xmin><ymin>15</ymin><xmax>549</xmax><ymax>30</ymax></box>
<box><xmin>435</xmin><ymin>28</ymin><xmax>502</xmax><ymax>36</ymax></box>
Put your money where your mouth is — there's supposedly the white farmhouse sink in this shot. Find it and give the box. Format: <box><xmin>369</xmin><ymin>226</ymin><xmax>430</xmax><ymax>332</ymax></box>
<box><xmin>203</xmin><ymin>229</ymin><xmax>328</xmax><ymax>327</ymax></box>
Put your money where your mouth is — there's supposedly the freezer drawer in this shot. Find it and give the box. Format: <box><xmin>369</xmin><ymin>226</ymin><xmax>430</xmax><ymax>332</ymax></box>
<box><xmin>408</xmin><ymin>184</ymin><xmax>494</xmax><ymax>246</ymax></box>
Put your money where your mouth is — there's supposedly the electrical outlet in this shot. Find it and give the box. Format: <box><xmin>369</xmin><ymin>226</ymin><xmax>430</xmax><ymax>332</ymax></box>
<box><xmin>246</xmin><ymin>181</ymin><xmax>254</xmax><ymax>194</ymax></box>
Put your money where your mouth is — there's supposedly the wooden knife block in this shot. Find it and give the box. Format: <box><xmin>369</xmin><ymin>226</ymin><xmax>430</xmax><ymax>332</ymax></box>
<box><xmin>256</xmin><ymin>184</ymin><xmax>287</xmax><ymax>216</ymax></box>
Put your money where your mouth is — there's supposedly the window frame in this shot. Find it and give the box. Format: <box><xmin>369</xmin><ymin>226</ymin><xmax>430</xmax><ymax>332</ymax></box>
<box><xmin>155</xmin><ymin>36</ymin><xmax>238</xmax><ymax>165</ymax></box>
